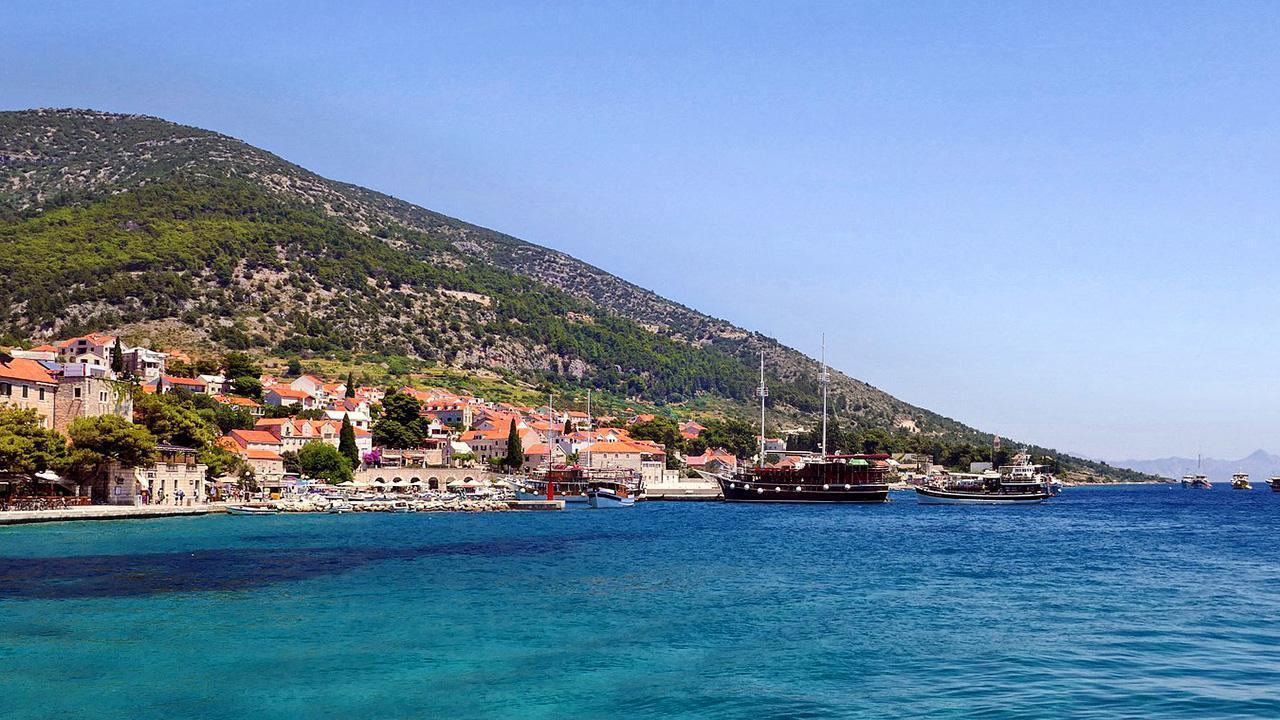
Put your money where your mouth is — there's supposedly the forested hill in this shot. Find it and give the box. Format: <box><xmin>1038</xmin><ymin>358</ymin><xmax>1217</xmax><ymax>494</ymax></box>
<box><xmin>0</xmin><ymin>108</ymin><xmax>1143</xmax><ymax>481</ymax></box>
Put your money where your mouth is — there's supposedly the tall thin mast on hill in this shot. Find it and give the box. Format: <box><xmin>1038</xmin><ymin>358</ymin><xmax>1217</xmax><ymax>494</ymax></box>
<box><xmin>819</xmin><ymin>334</ymin><xmax>829</xmax><ymax>459</ymax></box>
<box><xmin>758</xmin><ymin>351</ymin><xmax>768</xmax><ymax>468</ymax></box>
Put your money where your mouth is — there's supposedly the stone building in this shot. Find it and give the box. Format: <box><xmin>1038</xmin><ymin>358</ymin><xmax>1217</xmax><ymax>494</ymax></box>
<box><xmin>103</xmin><ymin>444</ymin><xmax>207</xmax><ymax>506</ymax></box>
<box><xmin>52</xmin><ymin>363</ymin><xmax>133</xmax><ymax>434</ymax></box>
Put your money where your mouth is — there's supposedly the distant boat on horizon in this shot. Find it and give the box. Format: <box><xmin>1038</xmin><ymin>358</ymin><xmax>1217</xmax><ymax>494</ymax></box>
<box><xmin>1181</xmin><ymin>474</ymin><xmax>1212</xmax><ymax>489</ymax></box>
<box><xmin>1231</xmin><ymin>473</ymin><xmax>1252</xmax><ymax>490</ymax></box>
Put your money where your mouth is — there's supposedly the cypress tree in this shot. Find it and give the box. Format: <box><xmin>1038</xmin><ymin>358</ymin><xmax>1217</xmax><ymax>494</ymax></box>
<box><xmin>338</xmin><ymin>413</ymin><xmax>359</xmax><ymax>468</ymax></box>
<box><xmin>345</xmin><ymin>371</ymin><xmax>355</xmax><ymax>397</ymax></box>
<box><xmin>504</xmin><ymin>419</ymin><xmax>523</xmax><ymax>469</ymax></box>
<box><xmin>110</xmin><ymin>338</ymin><xmax>125</xmax><ymax>374</ymax></box>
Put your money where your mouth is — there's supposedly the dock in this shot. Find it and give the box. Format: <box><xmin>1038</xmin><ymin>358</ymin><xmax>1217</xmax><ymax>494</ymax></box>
<box><xmin>505</xmin><ymin>499</ymin><xmax>564</xmax><ymax>511</ymax></box>
<box><xmin>0</xmin><ymin>504</ymin><xmax>224</xmax><ymax>526</ymax></box>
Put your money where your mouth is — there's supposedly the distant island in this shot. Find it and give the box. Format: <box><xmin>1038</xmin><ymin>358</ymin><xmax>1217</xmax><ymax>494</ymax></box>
<box><xmin>1111</xmin><ymin>450</ymin><xmax>1280</xmax><ymax>483</ymax></box>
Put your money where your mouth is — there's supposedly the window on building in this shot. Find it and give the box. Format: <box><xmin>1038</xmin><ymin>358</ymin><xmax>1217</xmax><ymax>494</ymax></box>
<box><xmin>100</xmin><ymin>391</ymin><xmax>107</xmax><ymax>402</ymax></box>
<box><xmin>74</xmin><ymin>387</ymin><xmax>82</xmax><ymax>398</ymax></box>
<box><xmin>21</xmin><ymin>385</ymin><xmax>29</xmax><ymax>399</ymax></box>
<box><xmin>38</xmin><ymin>388</ymin><xmax>45</xmax><ymax>401</ymax></box>
<box><xmin>0</xmin><ymin>383</ymin><xmax>9</xmax><ymax>396</ymax></box>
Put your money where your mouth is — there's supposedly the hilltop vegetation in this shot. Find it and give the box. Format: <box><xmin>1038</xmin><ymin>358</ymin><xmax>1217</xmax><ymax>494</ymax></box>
<box><xmin>0</xmin><ymin>108</ymin><xmax>1150</xmax><ymax>481</ymax></box>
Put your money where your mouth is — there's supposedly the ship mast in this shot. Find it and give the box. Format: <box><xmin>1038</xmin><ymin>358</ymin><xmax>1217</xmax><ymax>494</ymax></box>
<box><xmin>819</xmin><ymin>334</ymin><xmax>829</xmax><ymax>459</ymax></box>
<box><xmin>758</xmin><ymin>350</ymin><xmax>768</xmax><ymax>468</ymax></box>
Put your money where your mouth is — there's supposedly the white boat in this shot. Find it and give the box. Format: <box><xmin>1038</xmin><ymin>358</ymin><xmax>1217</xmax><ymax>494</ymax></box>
<box><xmin>1231</xmin><ymin>473</ymin><xmax>1252</xmax><ymax>490</ymax></box>
<box><xmin>226</xmin><ymin>505</ymin><xmax>278</xmax><ymax>516</ymax></box>
<box><xmin>586</xmin><ymin>485</ymin><xmax>635</xmax><ymax>508</ymax></box>
<box><xmin>390</xmin><ymin>501</ymin><xmax>414</xmax><ymax>513</ymax></box>
<box><xmin>1181</xmin><ymin>474</ymin><xmax>1212</xmax><ymax>489</ymax></box>
<box><xmin>328</xmin><ymin>501</ymin><xmax>353</xmax><ymax>514</ymax></box>
<box><xmin>915</xmin><ymin>452</ymin><xmax>1053</xmax><ymax>505</ymax></box>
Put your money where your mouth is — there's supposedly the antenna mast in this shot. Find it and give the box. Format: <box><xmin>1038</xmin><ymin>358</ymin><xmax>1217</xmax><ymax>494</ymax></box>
<box><xmin>758</xmin><ymin>350</ymin><xmax>768</xmax><ymax>468</ymax></box>
<box><xmin>819</xmin><ymin>334</ymin><xmax>829</xmax><ymax>459</ymax></box>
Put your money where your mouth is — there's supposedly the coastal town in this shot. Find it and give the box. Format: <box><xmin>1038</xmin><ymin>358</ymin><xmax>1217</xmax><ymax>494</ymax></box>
<box><xmin>2</xmin><ymin>331</ymin><xmax>864</xmax><ymax>517</ymax></box>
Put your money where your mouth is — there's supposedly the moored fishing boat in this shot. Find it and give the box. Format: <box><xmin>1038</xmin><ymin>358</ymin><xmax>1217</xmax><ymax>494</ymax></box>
<box><xmin>1231</xmin><ymin>473</ymin><xmax>1252</xmax><ymax>490</ymax></box>
<box><xmin>226</xmin><ymin>505</ymin><xmax>279</xmax><ymax>516</ymax></box>
<box><xmin>915</xmin><ymin>453</ymin><xmax>1053</xmax><ymax>504</ymax></box>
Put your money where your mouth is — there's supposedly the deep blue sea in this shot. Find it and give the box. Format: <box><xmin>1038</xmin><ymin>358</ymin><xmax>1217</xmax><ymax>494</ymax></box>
<box><xmin>2</xmin><ymin>485</ymin><xmax>1279</xmax><ymax>719</ymax></box>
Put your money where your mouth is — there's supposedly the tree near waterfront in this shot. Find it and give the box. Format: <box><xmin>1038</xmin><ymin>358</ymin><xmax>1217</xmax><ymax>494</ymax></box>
<box><xmin>110</xmin><ymin>338</ymin><xmax>124</xmax><ymax>374</ymax></box>
<box><xmin>338</xmin><ymin>413</ymin><xmax>359</xmax><ymax>468</ymax></box>
<box><xmin>0</xmin><ymin>407</ymin><xmax>68</xmax><ymax>474</ymax></box>
<box><xmin>372</xmin><ymin>390</ymin><xmax>425</xmax><ymax>449</ymax></box>
<box><xmin>296</xmin><ymin>441</ymin><xmax>352</xmax><ymax>483</ymax></box>
<box><xmin>504</xmin><ymin>419</ymin><xmax>523</xmax><ymax>469</ymax></box>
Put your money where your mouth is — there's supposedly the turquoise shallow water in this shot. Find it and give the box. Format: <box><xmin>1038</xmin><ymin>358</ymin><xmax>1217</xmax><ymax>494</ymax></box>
<box><xmin>1</xmin><ymin>485</ymin><xmax>1279</xmax><ymax>719</ymax></box>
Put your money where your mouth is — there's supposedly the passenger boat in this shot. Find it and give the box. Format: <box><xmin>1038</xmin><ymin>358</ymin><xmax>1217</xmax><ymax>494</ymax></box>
<box><xmin>717</xmin><ymin>345</ymin><xmax>890</xmax><ymax>504</ymax></box>
<box><xmin>915</xmin><ymin>453</ymin><xmax>1054</xmax><ymax>504</ymax></box>
<box><xmin>1268</xmin><ymin>477</ymin><xmax>1280</xmax><ymax>492</ymax></box>
<box><xmin>1181</xmin><ymin>474</ymin><xmax>1212</xmax><ymax>489</ymax></box>
<box><xmin>586</xmin><ymin>482</ymin><xmax>635</xmax><ymax>508</ymax></box>
<box><xmin>1231</xmin><ymin>473</ymin><xmax>1252</xmax><ymax>490</ymax></box>
<box><xmin>225</xmin><ymin>505</ymin><xmax>278</xmax><ymax>516</ymax></box>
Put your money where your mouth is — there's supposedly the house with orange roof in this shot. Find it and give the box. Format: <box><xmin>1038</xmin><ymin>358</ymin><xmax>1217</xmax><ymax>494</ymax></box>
<box><xmin>224</xmin><ymin>428</ymin><xmax>284</xmax><ymax>453</ymax></box>
<box><xmin>679</xmin><ymin>420</ymin><xmax>706</xmax><ymax>440</ymax></box>
<box><xmin>55</xmin><ymin>333</ymin><xmax>117</xmax><ymax>368</ymax></box>
<box><xmin>254</xmin><ymin>417</ymin><xmax>372</xmax><ymax>455</ymax></box>
<box><xmin>521</xmin><ymin>440</ymin><xmax>571</xmax><ymax>470</ymax></box>
<box><xmin>683</xmin><ymin>448</ymin><xmax>739</xmax><ymax>474</ymax></box>
<box><xmin>324</xmin><ymin>397</ymin><xmax>371</xmax><ymax>429</ymax></box>
<box><xmin>213</xmin><ymin>394</ymin><xmax>264</xmax><ymax>417</ymax></box>
<box><xmin>263</xmin><ymin>385</ymin><xmax>318</xmax><ymax>409</ymax></box>
<box><xmin>0</xmin><ymin>353</ymin><xmax>59</xmax><ymax>428</ymax></box>
<box><xmin>421</xmin><ymin>395</ymin><xmax>474</xmax><ymax>427</ymax></box>
<box><xmin>155</xmin><ymin>374</ymin><xmax>211</xmax><ymax>395</ymax></box>
<box><xmin>219</xmin><ymin>432</ymin><xmax>285</xmax><ymax>486</ymax></box>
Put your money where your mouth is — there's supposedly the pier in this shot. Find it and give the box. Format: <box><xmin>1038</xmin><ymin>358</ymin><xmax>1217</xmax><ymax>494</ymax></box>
<box><xmin>0</xmin><ymin>504</ymin><xmax>224</xmax><ymax>526</ymax></box>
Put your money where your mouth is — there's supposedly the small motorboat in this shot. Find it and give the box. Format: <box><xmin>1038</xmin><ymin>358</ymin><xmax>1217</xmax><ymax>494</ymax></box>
<box><xmin>1231</xmin><ymin>473</ymin><xmax>1252</xmax><ymax>490</ymax></box>
<box><xmin>328</xmin><ymin>501</ymin><xmax>353</xmax><ymax>514</ymax></box>
<box><xmin>226</xmin><ymin>505</ymin><xmax>278</xmax><ymax>516</ymax></box>
<box><xmin>1268</xmin><ymin>477</ymin><xmax>1280</xmax><ymax>493</ymax></box>
<box><xmin>390</xmin><ymin>500</ymin><xmax>414</xmax><ymax>513</ymax></box>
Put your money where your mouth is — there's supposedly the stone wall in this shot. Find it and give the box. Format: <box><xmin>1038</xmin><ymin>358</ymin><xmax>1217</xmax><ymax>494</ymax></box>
<box><xmin>355</xmin><ymin>466</ymin><xmax>496</xmax><ymax>491</ymax></box>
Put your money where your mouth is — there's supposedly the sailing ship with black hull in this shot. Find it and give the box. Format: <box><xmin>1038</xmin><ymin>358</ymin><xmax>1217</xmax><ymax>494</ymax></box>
<box><xmin>716</xmin><ymin>340</ymin><xmax>891</xmax><ymax>504</ymax></box>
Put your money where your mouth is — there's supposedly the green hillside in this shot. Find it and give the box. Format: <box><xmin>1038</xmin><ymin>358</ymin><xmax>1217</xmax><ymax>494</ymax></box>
<box><xmin>0</xmin><ymin>108</ymin><xmax>1152</xmax><ymax>481</ymax></box>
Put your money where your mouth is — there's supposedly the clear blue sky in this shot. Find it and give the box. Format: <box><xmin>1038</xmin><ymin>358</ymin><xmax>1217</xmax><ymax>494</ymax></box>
<box><xmin>5</xmin><ymin>1</ymin><xmax>1279</xmax><ymax>460</ymax></box>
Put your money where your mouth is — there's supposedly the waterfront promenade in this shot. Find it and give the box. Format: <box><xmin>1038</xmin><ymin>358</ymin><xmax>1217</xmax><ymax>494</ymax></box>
<box><xmin>0</xmin><ymin>504</ymin><xmax>224</xmax><ymax>526</ymax></box>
